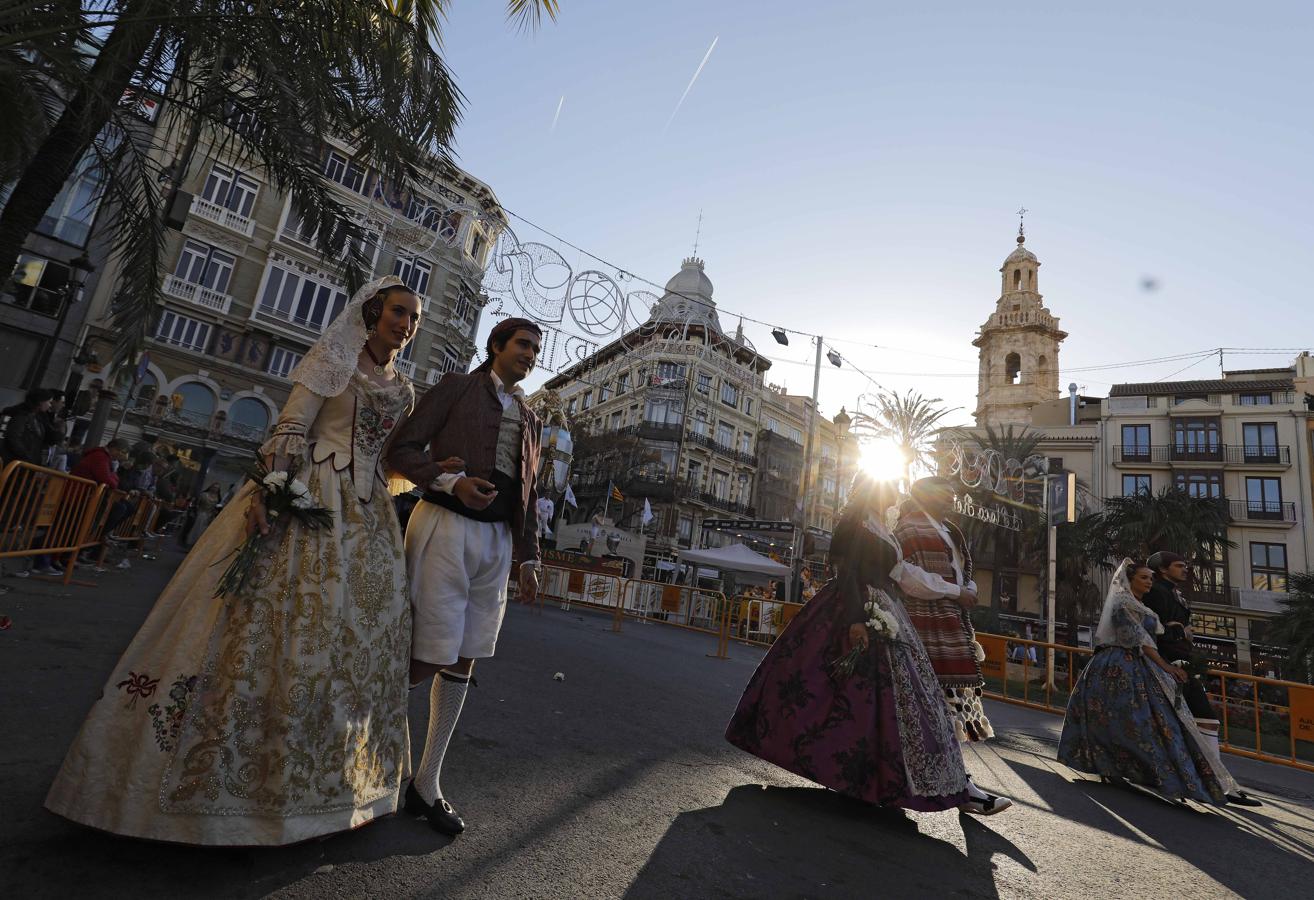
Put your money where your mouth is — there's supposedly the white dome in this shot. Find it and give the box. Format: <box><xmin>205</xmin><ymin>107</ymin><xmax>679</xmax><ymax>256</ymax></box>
<box><xmin>663</xmin><ymin>256</ymin><xmax>714</xmax><ymax>300</ymax></box>
<box><xmin>651</xmin><ymin>257</ymin><xmax>723</xmax><ymax>332</ymax></box>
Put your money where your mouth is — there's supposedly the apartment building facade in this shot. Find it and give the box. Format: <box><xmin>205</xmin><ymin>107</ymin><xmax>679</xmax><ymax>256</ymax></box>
<box><xmin>73</xmin><ymin>107</ymin><xmax>503</xmax><ymax>487</ymax></box>
<box><xmin>1104</xmin><ymin>361</ymin><xmax>1314</xmax><ymax>675</ymax></box>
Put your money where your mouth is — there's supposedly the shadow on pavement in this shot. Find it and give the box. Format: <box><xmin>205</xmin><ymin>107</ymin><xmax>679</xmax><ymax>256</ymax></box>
<box><xmin>624</xmin><ymin>784</ymin><xmax>1034</xmax><ymax>900</ymax></box>
<box><xmin>1006</xmin><ymin>755</ymin><xmax>1313</xmax><ymax>899</ymax></box>
<box><xmin>5</xmin><ymin>806</ymin><xmax>447</xmax><ymax>899</ymax></box>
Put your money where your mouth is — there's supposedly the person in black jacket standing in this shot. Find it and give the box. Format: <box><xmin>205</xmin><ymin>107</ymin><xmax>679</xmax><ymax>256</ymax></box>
<box><xmin>1143</xmin><ymin>551</ymin><xmax>1261</xmax><ymax>806</ymax></box>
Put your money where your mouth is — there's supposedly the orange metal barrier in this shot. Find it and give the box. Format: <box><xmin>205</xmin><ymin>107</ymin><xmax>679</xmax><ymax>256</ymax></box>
<box><xmin>617</xmin><ymin>578</ymin><xmax>733</xmax><ymax>657</ymax></box>
<box><xmin>731</xmin><ymin>598</ymin><xmax>804</xmax><ymax>648</ymax></box>
<box><xmin>92</xmin><ymin>492</ymin><xmax>165</xmax><ymax>567</ymax></box>
<box><xmin>977</xmin><ymin>631</ymin><xmax>1314</xmax><ymax>773</ymax></box>
<box><xmin>0</xmin><ymin>460</ymin><xmax>107</xmax><ymax>585</ymax></box>
<box><xmin>537</xmin><ymin>565</ymin><xmax>626</xmax><ymax>616</ymax></box>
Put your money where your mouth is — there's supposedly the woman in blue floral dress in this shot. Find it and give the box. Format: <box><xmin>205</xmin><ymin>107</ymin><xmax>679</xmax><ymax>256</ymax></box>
<box><xmin>1058</xmin><ymin>560</ymin><xmax>1241</xmax><ymax>804</ymax></box>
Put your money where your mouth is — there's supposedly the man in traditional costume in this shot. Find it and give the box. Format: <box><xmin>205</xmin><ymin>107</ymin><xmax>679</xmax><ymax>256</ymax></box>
<box><xmin>388</xmin><ymin>317</ymin><xmax>545</xmax><ymax>835</ymax></box>
<box><xmin>1143</xmin><ymin>551</ymin><xmax>1260</xmax><ymax>806</ymax></box>
<box><xmin>895</xmin><ymin>476</ymin><xmax>1012</xmax><ymax>815</ymax></box>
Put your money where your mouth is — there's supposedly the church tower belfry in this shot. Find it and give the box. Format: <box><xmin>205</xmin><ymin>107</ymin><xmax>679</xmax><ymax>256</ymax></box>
<box><xmin>972</xmin><ymin>223</ymin><xmax>1068</xmax><ymax>426</ymax></box>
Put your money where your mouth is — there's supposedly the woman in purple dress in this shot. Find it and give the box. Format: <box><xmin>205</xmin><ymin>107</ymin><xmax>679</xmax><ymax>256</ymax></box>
<box><xmin>726</xmin><ymin>477</ymin><xmax>985</xmax><ymax>813</ymax></box>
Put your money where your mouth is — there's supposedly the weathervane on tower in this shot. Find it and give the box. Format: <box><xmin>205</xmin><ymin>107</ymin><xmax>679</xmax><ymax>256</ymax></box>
<box><xmin>693</xmin><ymin>209</ymin><xmax>704</xmax><ymax>256</ymax></box>
<box><xmin>1016</xmin><ymin>206</ymin><xmax>1028</xmax><ymax>243</ymax></box>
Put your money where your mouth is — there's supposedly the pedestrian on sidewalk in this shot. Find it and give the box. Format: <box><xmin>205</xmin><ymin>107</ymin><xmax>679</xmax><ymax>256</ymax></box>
<box><xmin>2</xmin><ymin>388</ymin><xmax>56</xmax><ymax>466</ymax></box>
<box><xmin>46</xmin><ymin>276</ymin><xmax>440</xmax><ymax>846</ymax></box>
<box><xmin>1142</xmin><ymin>550</ymin><xmax>1261</xmax><ymax>806</ymax></box>
<box><xmin>1058</xmin><ymin>560</ymin><xmax>1255</xmax><ymax>807</ymax></box>
<box><xmin>388</xmin><ymin>316</ymin><xmax>545</xmax><ymax>837</ymax></box>
<box><xmin>895</xmin><ymin>476</ymin><xmax>1013</xmax><ymax>814</ymax></box>
<box><xmin>725</xmin><ymin>475</ymin><xmax>976</xmax><ymax>814</ymax></box>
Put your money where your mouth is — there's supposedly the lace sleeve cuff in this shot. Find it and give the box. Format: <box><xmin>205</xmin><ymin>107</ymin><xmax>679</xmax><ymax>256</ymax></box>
<box><xmin>259</xmin><ymin>424</ymin><xmax>308</xmax><ymax>459</ymax></box>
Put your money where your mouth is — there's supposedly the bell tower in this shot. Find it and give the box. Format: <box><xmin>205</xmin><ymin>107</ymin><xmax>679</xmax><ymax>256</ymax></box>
<box><xmin>973</xmin><ymin>218</ymin><xmax>1067</xmax><ymax>426</ymax></box>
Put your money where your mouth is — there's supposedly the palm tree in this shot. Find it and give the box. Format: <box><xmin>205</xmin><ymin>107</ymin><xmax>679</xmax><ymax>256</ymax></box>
<box><xmin>1102</xmin><ymin>487</ymin><xmax>1235</xmax><ymax>561</ymax></box>
<box><xmin>852</xmin><ymin>388</ymin><xmax>959</xmax><ymax>486</ymax></box>
<box><xmin>1265</xmin><ymin>572</ymin><xmax>1314</xmax><ymax>683</ymax></box>
<box><xmin>0</xmin><ymin>0</ymin><xmax>559</xmax><ymax>364</ymax></box>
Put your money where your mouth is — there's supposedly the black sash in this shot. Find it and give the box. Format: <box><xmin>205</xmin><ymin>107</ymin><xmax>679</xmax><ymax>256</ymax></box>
<box><xmin>423</xmin><ymin>468</ymin><xmax>518</xmax><ymax>523</ymax></box>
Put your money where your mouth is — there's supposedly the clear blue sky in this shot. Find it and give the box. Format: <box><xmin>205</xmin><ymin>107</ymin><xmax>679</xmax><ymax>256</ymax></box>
<box><xmin>440</xmin><ymin>1</ymin><xmax>1313</xmax><ymax>424</ymax></box>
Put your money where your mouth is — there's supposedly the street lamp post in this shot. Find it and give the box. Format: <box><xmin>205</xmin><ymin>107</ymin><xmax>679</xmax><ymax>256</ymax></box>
<box><xmin>26</xmin><ymin>253</ymin><xmax>95</xmax><ymax>391</ymax></box>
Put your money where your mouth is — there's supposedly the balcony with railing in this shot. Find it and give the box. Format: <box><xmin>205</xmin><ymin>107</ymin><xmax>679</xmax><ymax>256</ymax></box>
<box><xmin>189</xmin><ymin>195</ymin><xmax>256</xmax><ymax>238</ymax></box>
<box><xmin>1224</xmin><ymin>444</ymin><xmax>1291</xmax><ymax>466</ymax></box>
<box><xmin>634</xmin><ymin>420</ymin><xmax>683</xmax><ymax>442</ymax></box>
<box><xmin>162</xmin><ymin>274</ymin><xmax>233</xmax><ymax>314</ymax></box>
<box><xmin>1231</xmin><ymin>391</ymin><xmax>1297</xmax><ymax>407</ymax></box>
<box><xmin>394</xmin><ymin>358</ymin><xmax>416</xmax><ymax>379</ymax></box>
<box><xmin>646</xmin><ymin>377</ymin><xmax>687</xmax><ymax>394</ymax></box>
<box><xmin>1227</xmin><ymin>499</ymin><xmax>1297</xmax><ymax>524</ymax></box>
<box><xmin>1228</xmin><ymin>587</ymin><xmax>1290</xmax><ymax>612</ymax></box>
<box><xmin>1114</xmin><ymin>443</ymin><xmax>1288</xmax><ymax>467</ymax></box>
<box><xmin>686</xmin><ymin>429</ymin><xmax>757</xmax><ymax>465</ymax></box>
<box><xmin>698</xmin><ymin>491</ymin><xmax>756</xmax><ymax>517</ymax></box>
<box><xmin>1114</xmin><ymin>445</ymin><xmax>1168</xmax><ymax>465</ymax></box>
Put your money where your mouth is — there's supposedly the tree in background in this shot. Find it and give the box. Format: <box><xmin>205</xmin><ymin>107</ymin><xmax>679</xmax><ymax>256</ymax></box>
<box><xmin>1267</xmin><ymin>572</ymin><xmax>1314</xmax><ymax>684</ymax></box>
<box><xmin>0</xmin><ymin>1</ymin><xmax>559</xmax><ymax>365</ymax></box>
<box><xmin>852</xmin><ymin>388</ymin><xmax>958</xmax><ymax>486</ymax></box>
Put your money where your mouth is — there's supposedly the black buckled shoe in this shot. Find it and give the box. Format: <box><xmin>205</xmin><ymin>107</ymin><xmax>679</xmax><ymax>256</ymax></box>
<box><xmin>1226</xmin><ymin>791</ymin><xmax>1263</xmax><ymax>807</ymax></box>
<box><xmin>404</xmin><ymin>783</ymin><xmax>465</xmax><ymax>835</ymax></box>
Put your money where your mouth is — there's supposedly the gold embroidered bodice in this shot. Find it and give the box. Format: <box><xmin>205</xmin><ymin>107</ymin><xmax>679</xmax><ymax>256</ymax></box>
<box><xmin>261</xmin><ymin>371</ymin><xmax>414</xmax><ymax>503</ymax></box>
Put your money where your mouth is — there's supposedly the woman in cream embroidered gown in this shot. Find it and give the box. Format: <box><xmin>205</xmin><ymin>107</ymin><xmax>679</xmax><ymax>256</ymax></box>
<box><xmin>46</xmin><ymin>277</ymin><xmax>427</xmax><ymax>846</ymax></box>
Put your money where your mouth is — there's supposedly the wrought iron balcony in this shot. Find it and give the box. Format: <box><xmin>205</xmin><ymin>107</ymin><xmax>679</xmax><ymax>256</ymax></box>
<box><xmin>685</xmin><ymin>429</ymin><xmax>756</xmax><ymax>465</ymax></box>
<box><xmin>698</xmin><ymin>491</ymin><xmax>756</xmax><ymax>517</ymax></box>
<box><xmin>1223</xmin><ymin>444</ymin><xmax>1291</xmax><ymax>466</ymax></box>
<box><xmin>1114</xmin><ymin>445</ymin><xmax>1167</xmax><ymax>464</ymax></box>
<box><xmin>1228</xmin><ymin>499</ymin><xmax>1297</xmax><ymax>523</ymax></box>
<box><xmin>1115</xmin><ymin>444</ymin><xmax>1290</xmax><ymax>467</ymax></box>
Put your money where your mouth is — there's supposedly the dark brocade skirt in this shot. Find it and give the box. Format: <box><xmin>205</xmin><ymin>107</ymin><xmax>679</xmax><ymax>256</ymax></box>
<box><xmin>725</xmin><ymin>580</ymin><xmax>969</xmax><ymax>811</ymax></box>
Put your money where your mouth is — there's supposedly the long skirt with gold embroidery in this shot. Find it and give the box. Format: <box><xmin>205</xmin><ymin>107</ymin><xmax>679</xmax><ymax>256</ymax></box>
<box><xmin>45</xmin><ymin>465</ymin><xmax>411</xmax><ymax>846</ymax></box>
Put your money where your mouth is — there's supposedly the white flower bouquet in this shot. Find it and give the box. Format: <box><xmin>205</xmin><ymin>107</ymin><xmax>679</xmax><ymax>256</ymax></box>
<box><xmin>214</xmin><ymin>456</ymin><xmax>332</xmax><ymax>599</ymax></box>
<box><xmin>830</xmin><ymin>594</ymin><xmax>902</xmax><ymax>678</ymax></box>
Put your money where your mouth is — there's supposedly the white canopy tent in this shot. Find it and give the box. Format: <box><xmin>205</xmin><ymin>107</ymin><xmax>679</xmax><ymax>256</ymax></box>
<box><xmin>675</xmin><ymin>543</ymin><xmax>790</xmax><ymax>583</ymax></box>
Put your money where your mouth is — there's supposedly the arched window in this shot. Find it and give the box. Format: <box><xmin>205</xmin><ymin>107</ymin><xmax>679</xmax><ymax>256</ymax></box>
<box><xmin>171</xmin><ymin>381</ymin><xmax>215</xmax><ymax>426</ymax></box>
<box><xmin>1013</xmin><ymin>268</ymin><xmax>1022</xmax><ymax>290</ymax></box>
<box><xmin>1038</xmin><ymin>355</ymin><xmax>1049</xmax><ymax>382</ymax></box>
<box><xmin>1005</xmin><ymin>352</ymin><xmax>1022</xmax><ymax>385</ymax></box>
<box><xmin>229</xmin><ymin>397</ymin><xmax>271</xmax><ymax>440</ymax></box>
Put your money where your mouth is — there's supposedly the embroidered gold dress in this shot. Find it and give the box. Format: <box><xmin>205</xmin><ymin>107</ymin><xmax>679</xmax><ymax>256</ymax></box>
<box><xmin>46</xmin><ymin>372</ymin><xmax>415</xmax><ymax>846</ymax></box>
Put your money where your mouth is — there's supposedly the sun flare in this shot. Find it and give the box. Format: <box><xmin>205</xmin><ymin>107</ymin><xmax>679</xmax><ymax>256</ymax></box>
<box><xmin>859</xmin><ymin>439</ymin><xmax>908</xmax><ymax>484</ymax></box>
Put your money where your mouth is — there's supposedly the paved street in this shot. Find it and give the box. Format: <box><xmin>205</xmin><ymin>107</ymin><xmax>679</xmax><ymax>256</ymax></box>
<box><xmin>2</xmin><ymin>551</ymin><xmax>1313</xmax><ymax>899</ymax></box>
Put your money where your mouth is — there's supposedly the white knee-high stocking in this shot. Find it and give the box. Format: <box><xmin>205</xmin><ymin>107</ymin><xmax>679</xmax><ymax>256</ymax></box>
<box><xmin>414</xmin><ymin>671</ymin><xmax>470</xmax><ymax>805</ymax></box>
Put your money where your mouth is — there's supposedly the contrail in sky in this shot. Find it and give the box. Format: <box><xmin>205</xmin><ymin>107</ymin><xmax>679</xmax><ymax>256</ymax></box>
<box><xmin>664</xmin><ymin>36</ymin><xmax>718</xmax><ymax>133</ymax></box>
<box><xmin>550</xmin><ymin>95</ymin><xmax>564</xmax><ymax>132</ymax></box>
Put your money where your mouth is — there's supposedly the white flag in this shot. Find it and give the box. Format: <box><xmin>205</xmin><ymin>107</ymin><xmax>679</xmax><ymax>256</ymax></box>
<box><xmin>641</xmin><ymin>497</ymin><xmax>654</xmax><ymax>525</ymax></box>
<box><xmin>564</xmin><ymin>484</ymin><xmax>578</xmax><ymax>508</ymax></box>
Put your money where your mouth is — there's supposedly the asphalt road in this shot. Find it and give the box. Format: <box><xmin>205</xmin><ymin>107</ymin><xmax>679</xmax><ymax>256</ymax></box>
<box><xmin>2</xmin><ymin>552</ymin><xmax>1312</xmax><ymax>899</ymax></box>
